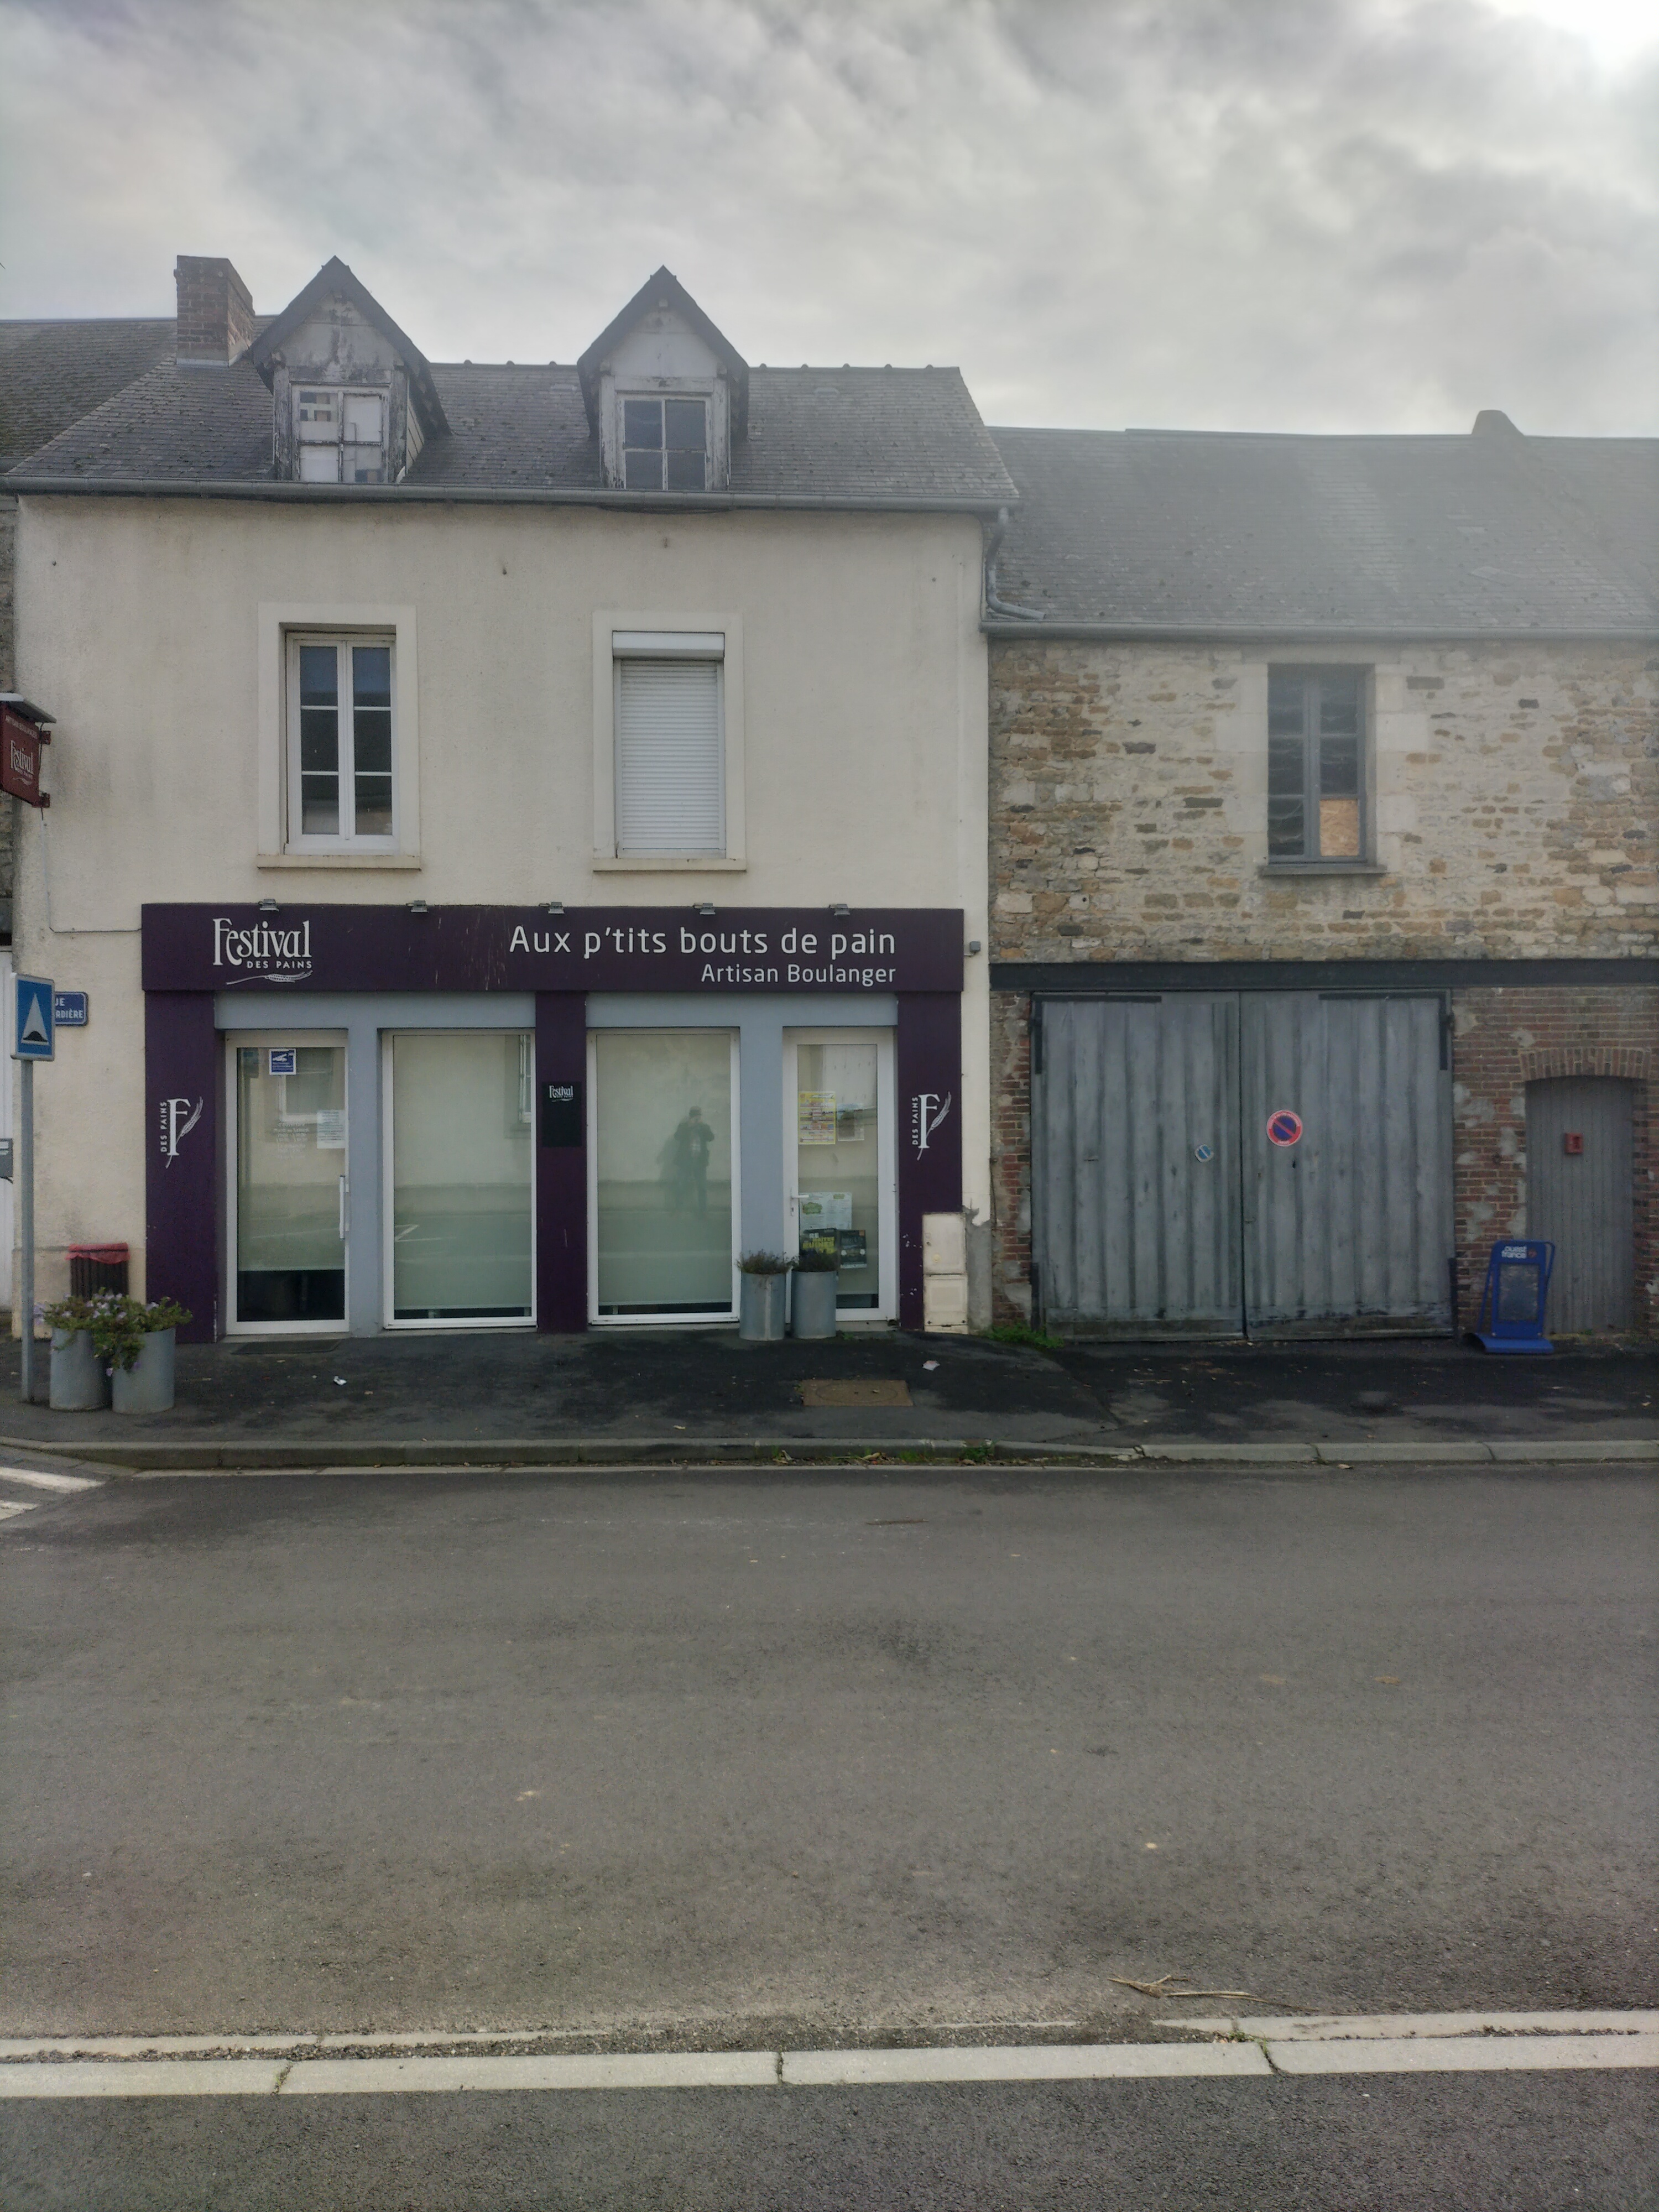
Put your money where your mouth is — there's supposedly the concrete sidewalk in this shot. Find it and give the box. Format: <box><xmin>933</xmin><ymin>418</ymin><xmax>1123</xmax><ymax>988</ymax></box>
<box><xmin>2</xmin><ymin>1329</ymin><xmax>1653</xmax><ymax>1467</ymax></box>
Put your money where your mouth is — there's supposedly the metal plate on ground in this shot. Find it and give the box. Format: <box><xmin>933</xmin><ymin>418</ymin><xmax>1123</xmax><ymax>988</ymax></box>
<box><xmin>799</xmin><ymin>1379</ymin><xmax>913</xmax><ymax>1407</ymax></box>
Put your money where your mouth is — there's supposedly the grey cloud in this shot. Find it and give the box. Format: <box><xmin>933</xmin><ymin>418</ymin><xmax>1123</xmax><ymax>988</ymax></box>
<box><xmin>1</xmin><ymin>0</ymin><xmax>1653</xmax><ymax>432</ymax></box>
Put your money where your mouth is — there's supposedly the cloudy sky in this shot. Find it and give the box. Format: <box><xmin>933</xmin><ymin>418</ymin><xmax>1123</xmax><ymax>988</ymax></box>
<box><xmin>2</xmin><ymin>0</ymin><xmax>1654</xmax><ymax>434</ymax></box>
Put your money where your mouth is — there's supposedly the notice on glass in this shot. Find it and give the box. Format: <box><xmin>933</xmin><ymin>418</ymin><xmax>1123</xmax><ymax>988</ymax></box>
<box><xmin>798</xmin><ymin>1091</ymin><xmax>837</xmax><ymax>1145</ymax></box>
<box><xmin>800</xmin><ymin>1190</ymin><xmax>853</xmax><ymax>1232</ymax></box>
<box><xmin>314</xmin><ymin>1109</ymin><xmax>347</xmax><ymax>1150</ymax></box>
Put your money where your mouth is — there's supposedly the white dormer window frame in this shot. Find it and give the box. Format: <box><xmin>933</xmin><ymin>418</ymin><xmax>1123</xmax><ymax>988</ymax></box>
<box><xmin>619</xmin><ymin>391</ymin><xmax>711</xmax><ymax>492</ymax></box>
<box><xmin>295</xmin><ymin>385</ymin><xmax>389</xmax><ymax>484</ymax></box>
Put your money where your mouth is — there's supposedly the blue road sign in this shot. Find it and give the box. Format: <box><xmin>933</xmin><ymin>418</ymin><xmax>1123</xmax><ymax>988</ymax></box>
<box><xmin>13</xmin><ymin>973</ymin><xmax>53</xmax><ymax>1061</ymax></box>
<box><xmin>53</xmin><ymin>990</ymin><xmax>88</xmax><ymax>1028</ymax></box>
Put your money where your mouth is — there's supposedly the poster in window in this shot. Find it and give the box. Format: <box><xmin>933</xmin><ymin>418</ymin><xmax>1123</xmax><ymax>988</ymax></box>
<box><xmin>800</xmin><ymin>1191</ymin><xmax>853</xmax><ymax>1232</ymax></box>
<box><xmin>797</xmin><ymin>1091</ymin><xmax>837</xmax><ymax>1145</ymax></box>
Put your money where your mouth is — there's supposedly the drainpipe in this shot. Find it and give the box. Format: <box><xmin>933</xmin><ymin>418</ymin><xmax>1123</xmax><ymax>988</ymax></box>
<box><xmin>983</xmin><ymin>507</ymin><xmax>1046</xmax><ymax>622</ymax></box>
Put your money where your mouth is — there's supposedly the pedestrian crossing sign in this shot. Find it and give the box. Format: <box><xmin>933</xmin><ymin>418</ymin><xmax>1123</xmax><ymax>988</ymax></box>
<box><xmin>13</xmin><ymin>973</ymin><xmax>53</xmax><ymax>1061</ymax></box>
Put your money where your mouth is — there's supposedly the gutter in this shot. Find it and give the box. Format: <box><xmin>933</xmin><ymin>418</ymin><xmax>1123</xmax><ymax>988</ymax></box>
<box><xmin>982</xmin><ymin>506</ymin><xmax>1046</xmax><ymax>621</ymax></box>
<box><xmin>2</xmin><ymin>476</ymin><xmax>1012</xmax><ymax>518</ymax></box>
<box><xmin>981</xmin><ymin>619</ymin><xmax>1659</xmax><ymax>644</ymax></box>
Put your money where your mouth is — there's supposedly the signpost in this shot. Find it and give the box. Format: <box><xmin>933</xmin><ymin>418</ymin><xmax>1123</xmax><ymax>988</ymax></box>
<box><xmin>0</xmin><ymin>700</ymin><xmax>53</xmax><ymax>810</ymax></box>
<box><xmin>13</xmin><ymin>974</ymin><xmax>54</xmax><ymax>1404</ymax></box>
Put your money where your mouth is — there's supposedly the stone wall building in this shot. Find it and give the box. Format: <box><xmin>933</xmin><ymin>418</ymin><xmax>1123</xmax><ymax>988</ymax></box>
<box><xmin>985</xmin><ymin>416</ymin><xmax>1658</xmax><ymax>1337</ymax></box>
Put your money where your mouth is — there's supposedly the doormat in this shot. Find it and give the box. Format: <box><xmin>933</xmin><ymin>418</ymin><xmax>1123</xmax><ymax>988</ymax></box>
<box><xmin>798</xmin><ymin>1379</ymin><xmax>914</xmax><ymax>1407</ymax></box>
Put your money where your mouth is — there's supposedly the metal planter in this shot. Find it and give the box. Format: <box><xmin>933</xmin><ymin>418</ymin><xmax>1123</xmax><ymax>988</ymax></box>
<box><xmin>739</xmin><ymin>1271</ymin><xmax>788</xmax><ymax>1343</ymax></box>
<box><xmin>790</xmin><ymin>1269</ymin><xmax>839</xmax><ymax>1340</ymax></box>
<box><xmin>111</xmin><ymin>1329</ymin><xmax>176</xmax><ymax>1415</ymax></box>
<box><xmin>50</xmin><ymin>1326</ymin><xmax>111</xmax><ymax>1411</ymax></box>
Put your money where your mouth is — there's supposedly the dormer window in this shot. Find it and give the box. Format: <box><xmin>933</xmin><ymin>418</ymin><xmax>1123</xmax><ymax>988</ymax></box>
<box><xmin>295</xmin><ymin>388</ymin><xmax>387</xmax><ymax>484</ymax></box>
<box><xmin>622</xmin><ymin>395</ymin><xmax>708</xmax><ymax>491</ymax></box>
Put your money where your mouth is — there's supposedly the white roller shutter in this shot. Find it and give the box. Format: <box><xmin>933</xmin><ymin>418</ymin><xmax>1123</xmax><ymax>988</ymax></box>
<box><xmin>614</xmin><ymin>658</ymin><xmax>724</xmax><ymax>854</ymax></box>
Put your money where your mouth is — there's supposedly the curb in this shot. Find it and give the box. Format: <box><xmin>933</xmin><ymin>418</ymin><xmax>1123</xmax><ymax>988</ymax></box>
<box><xmin>3</xmin><ymin>1434</ymin><xmax>1654</xmax><ymax>1474</ymax></box>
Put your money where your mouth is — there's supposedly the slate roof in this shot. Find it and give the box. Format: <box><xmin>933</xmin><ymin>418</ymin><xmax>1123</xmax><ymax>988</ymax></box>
<box><xmin>0</xmin><ymin>319</ymin><xmax>176</xmax><ymax>472</ymax></box>
<box><xmin>8</xmin><ymin>347</ymin><xmax>1018</xmax><ymax>509</ymax></box>
<box><xmin>1528</xmin><ymin>437</ymin><xmax>1659</xmax><ymax>596</ymax></box>
<box><xmin>987</xmin><ymin>423</ymin><xmax>1659</xmax><ymax>636</ymax></box>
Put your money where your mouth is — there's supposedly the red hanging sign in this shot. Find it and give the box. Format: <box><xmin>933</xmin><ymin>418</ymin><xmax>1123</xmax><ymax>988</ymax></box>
<box><xmin>0</xmin><ymin>705</ymin><xmax>50</xmax><ymax>807</ymax></box>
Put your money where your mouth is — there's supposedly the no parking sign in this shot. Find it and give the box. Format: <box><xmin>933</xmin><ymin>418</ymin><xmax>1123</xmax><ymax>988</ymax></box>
<box><xmin>1266</xmin><ymin>1108</ymin><xmax>1303</xmax><ymax>1147</ymax></box>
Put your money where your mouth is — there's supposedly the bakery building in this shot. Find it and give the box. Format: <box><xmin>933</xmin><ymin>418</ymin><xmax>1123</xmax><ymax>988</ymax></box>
<box><xmin>4</xmin><ymin>257</ymin><xmax>1010</xmax><ymax>1337</ymax></box>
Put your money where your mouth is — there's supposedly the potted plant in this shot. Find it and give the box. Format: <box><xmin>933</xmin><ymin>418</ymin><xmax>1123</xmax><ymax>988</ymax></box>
<box><xmin>790</xmin><ymin>1243</ymin><xmax>840</xmax><ymax>1340</ymax></box>
<box><xmin>92</xmin><ymin>1295</ymin><xmax>192</xmax><ymax>1414</ymax></box>
<box><xmin>737</xmin><ymin>1251</ymin><xmax>791</xmax><ymax>1343</ymax></box>
<box><xmin>41</xmin><ymin>1292</ymin><xmax>116</xmax><ymax>1411</ymax></box>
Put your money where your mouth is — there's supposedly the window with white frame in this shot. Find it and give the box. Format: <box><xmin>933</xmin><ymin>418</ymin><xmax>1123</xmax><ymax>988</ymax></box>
<box><xmin>287</xmin><ymin>635</ymin><xmax>395</xmax><ymax>846</ymax></box>
<box><xmin>295</xmin><ymin>387</ymin><xmax>388</xmax><ymax>483</ymax></box>
<box><xmin>621</xmin><ymin>395</ymin><xmax>708</xmax><ymax>491</ymax></box>
<box><xmin>613</xmin><ymin>631</ymin><xmax>724</xmax><ymax>855</ymax></box>
<box><xmin>1267</xmin><ymin>668</ymin><xmax>1367</xmax><ymax>862</ymax></box>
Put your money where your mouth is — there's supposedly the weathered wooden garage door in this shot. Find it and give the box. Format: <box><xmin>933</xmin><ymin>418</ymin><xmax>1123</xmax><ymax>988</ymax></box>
<box><xmin>1032</xmin><ymin>993</ymin><xmax>1452</xmax><ymax>1338</ymax></box>
<box><xmin>1525</xmin><ymin>1077</ymin><xmax>1635</xmax><ymax>1332</ymax></box>
<box><xmin>1241</xmin><ymin>994</ymin><xmax>1453</xmax><ymax>1337</ymax></box>
<box><xmin>1032</xmin><ymin>996</ymin><xmax>1242</xmax><ymax>1335</ymax></box>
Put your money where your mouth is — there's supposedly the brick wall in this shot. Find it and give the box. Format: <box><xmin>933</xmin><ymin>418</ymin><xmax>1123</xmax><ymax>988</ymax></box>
<box><xmin>990</xmin><ymin>988</ymin><xmax>1033</xmax><ymax>1320</ymax></box>
<box><xmin>990</xmin><ymin>980</ymin><xmax>1656</xmax><ymax>1333</ymax></box>
<box><xmin>991</xmin><ymin>639</ymin><xmax>1657</xmax><ymax>962</ymax></box>
<box><xmin>1452</xmin><ymin>985</ymin><xmax>1656</xmax><ymax>1334</ymax></box>
<box><xmin>174</xmin><ymin>256</ymin><xmax>255</xmax><ymax>365</ymax></box>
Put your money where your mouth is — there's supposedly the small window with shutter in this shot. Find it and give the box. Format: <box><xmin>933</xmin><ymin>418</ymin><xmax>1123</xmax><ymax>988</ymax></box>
<box><xmin>613</xmin><ymin>632</ymin><xmax>725</xmax><ymax>856</ymax></box>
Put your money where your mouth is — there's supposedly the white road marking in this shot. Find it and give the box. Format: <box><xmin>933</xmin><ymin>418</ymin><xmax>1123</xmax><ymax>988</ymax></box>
<box><xmin>0</xmin><ymin>2061</ymin><xmax>286</xmax><ymax>2098</ymax></box>
<box><xmin>0</xmin><ymin>1465</ymin><xmax>101</xmax><ymax>1491</ymax></box>
<box><xmin>1</xmin><ymin>2014</ymin><xmax>1652</xmax><ymax>2096</ymax></box>
<box><xmin>782</xmin><ymin>2043</ymin><xmax>1270</xmax><ymax>2084</ymax></box>
<box><xmin>1162</xmin><ymin>2011</ymin><xmax>1659</xmax><ymax>2039</ymax></box>
<box><xmin>280</xmin><ymin>2051</ymin><xmax>779</xmax><ymax>2093</ymax></box>
<box><xmin>1266</xmin><ymin>2034</ymin><xmax>1658</xmax><ymax>2074</ymax></box>
<box><xmin>0</xmin><ymin>1501</ymin><xmax>38</xmax><ymax>1524</ymax></box>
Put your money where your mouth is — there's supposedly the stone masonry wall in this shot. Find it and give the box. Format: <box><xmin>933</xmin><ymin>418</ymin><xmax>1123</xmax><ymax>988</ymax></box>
<box><xmin>991</xmin><ymin>639</ymin><xmax>1657</xmax><ymax>962</ymax></box>
<box><xmin>988</xmin><ymin>638</ymin><xmax>1657</xmax><ymax>1330</ymax></box>
<box><xmin>1452</xmin><ymin>985</ymin><xmax>1656</xmax><ymax>1335</ymax></box>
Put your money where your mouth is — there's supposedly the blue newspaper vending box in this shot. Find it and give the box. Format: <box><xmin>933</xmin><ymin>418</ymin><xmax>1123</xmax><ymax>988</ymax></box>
<box><xmin>1472</xmin><ymin>1240</ymin><xmax>1556</xmax><ymax>1353</ymax></box>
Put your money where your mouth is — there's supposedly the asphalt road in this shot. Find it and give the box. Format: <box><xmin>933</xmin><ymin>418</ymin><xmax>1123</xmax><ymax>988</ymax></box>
<box><xmin>5</xmin><ymin>2073</ymin><xmax>1655</xmax><ymax>2211</ymax></box>
<box><xmin>2</xmin><ymin>1462</ymin><xmax>1655</xmax><ymax>2205</ymax></box>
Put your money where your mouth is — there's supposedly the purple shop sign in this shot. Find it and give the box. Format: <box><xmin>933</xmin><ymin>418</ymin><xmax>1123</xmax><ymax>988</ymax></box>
<box><xmin>142</xmin><ymin>905</ymin><xmax>964</xmax><ymax>997</ymax></box>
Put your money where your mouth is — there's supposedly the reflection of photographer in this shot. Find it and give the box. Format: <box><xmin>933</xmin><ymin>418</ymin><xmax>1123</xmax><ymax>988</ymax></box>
<box><xmin>669</xmin><ymin>1106</ymin><xmax>714</xmax><ymax>1213</ymax></box>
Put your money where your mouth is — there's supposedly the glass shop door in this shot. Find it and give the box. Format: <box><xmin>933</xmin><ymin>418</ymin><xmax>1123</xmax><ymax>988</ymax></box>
<box><xmin>785</xmin><ymin>1030</ymin><xmax>896</xmax><ymax>1317</ymax></box>
<box><xmin>227</xmin><ymin>1033</ymin><xmax>348</xmax><ymax>1332</ymax></box>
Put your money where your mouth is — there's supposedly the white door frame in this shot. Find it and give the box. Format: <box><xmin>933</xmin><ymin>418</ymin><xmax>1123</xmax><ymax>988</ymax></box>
<box><xmin>223</xmin><ymin>1029</ymin><xmax>349</xmax><ymax>1337</ymax></box>
<box><xmin>587</xmin><ymin>1027</ymin><xmax>742</xmax><ymax>1326</ymax></box>
<box><xmin>783</xmin><ymin>1027</ymin><xmax>897</xmax><ymax>1320</ymax></box>
<box><xmin>380</xmin><ymin>1029</ymin><xmax>538</xmax><ymax>1331</ymax></box>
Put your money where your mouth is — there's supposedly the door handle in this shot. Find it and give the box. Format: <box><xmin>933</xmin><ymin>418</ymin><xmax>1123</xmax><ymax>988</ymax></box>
<box><xmin>338</xmin><ymin>1174</ymin><xmax>350</xmax><ymax>1239</ymax></box>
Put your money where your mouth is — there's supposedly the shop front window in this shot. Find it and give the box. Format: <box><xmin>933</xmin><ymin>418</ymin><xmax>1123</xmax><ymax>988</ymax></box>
<box><xmin>789</xmin><ymin>1034</ymin><xmax>893</xmax><ymax>1312</ymax></box>
<box><xmin>592</xmin><ymin>1030</ymin><xmax>737</xmax><ymax>1317</ymax></box>
<box><xmin>386</xmin><ymin>1032</ymin><xmax>534</xmax><ymax>1323</ymax></box>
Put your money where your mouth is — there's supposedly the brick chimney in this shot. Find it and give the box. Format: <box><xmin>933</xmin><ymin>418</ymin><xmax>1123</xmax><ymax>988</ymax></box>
<box><xmin>174</xmin><ymin>256</ymin><xmax>256</xmax><ymax>364</ymax></box>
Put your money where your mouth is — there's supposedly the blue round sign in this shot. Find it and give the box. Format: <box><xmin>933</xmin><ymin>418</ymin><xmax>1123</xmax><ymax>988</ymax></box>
<box><xmin>1267</xmin><ymin>1109</ymin><xmax>1303</xmax><ymax>1147</ymax></box>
